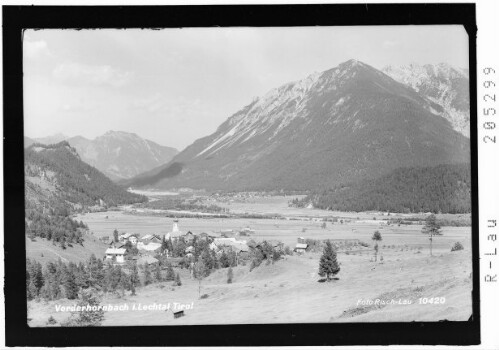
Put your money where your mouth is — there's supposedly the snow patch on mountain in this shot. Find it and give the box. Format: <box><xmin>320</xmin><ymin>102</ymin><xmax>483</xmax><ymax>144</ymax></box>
<box><xmin>196</xmin><ymin>71</ymin><xmax>322</xmax><ymax>157</ymax></box>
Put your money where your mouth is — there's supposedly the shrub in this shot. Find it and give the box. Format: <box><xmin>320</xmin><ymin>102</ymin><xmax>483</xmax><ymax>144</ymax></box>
<box><xmin>451</xmin><ymin>242</ymin><xmax>464</xmax><ymax>252</ymax></box>
<box><xmin>46</xmin><ymin>316</ymin><xmax>57</xmax><ymax>325</ymax></box>
<box><xmin>165</xmin><ymin>263</ymin><xmax>175</xmax><ymax>281</ymax></box>
<box><xmin>227</xmin><ymin>267</ymin><xmax>233</xmax><ymax>284</ymax></box>
<box><xmin>200</xmin><ymin>294</ymin><xmax>209</xmax><ymax>299</ymax></box>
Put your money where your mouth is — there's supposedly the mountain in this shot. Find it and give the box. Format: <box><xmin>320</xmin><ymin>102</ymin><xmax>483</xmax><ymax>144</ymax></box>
<box><xmin>24</xmin><ymin>136</ymin><xmax>36</xmax><ymax>148</ymax></box>
<box><xmin>25</xmin><ymin>141</ymin><xmax>146</xmax><ymax>209</ymax></box>
<box><xmin>299</xmin><ymin>163</ymin><xmax>470</xmax><ymax>213</ymax></box>
<box><xmin>126</xmin><ymin>59</ymin><xmax>470</xmax><ymax>191</ymax></box>
<box><xmin>25</xmin><ymin>141</ymin><xmax>146</xmax><ymax>246</ymax></box>
<box><xmin>33</xmin><ymin>133</ymin><xmax>69</xmax><ymax>145</ymax></box>
<box><xmin>382</xmin><ymin>63</ymin><xmax>470</xmax><ymax>137</ymax></box>
<box><xmin>28</xmin><ymin>131</ymin><xmax>179</xmax><ymax>180</ymax></box>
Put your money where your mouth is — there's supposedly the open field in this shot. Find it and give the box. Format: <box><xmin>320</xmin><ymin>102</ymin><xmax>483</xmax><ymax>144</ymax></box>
<box><xmin>27</xmin><ymin>194</ymin><xmax>472</xmax><ymax>325</ymax></box>
<box><xmin>26</xmin><ymin>233</ymin><xmax>109</xmax><ymax>264</ymax></box>
<box><xmin>75</xmin><ymin>210</ymin><xmax>471</xmax><ymax>250</ymax></box>
<box><xmin>204</xmin><ymin>195</ymin><xmax>471</xmax><ymax>222</ymax></box>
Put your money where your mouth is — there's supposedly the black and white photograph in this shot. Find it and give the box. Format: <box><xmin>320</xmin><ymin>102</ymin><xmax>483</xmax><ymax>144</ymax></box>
<box><xmin>21</xmin><ymin>23</ymin><xmax>474</xmax><ymax>328</ymax></box>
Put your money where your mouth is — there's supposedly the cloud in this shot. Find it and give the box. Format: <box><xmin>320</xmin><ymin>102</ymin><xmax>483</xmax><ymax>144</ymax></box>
<box><xmin>60</xmin><ymin>99</ymin><xmax>98</xmax><ymax>113</ymax></box>
<box><xmin>24</xmin><ymin>39</ymin><xmax>51</xmax><ymax>59</ymax></box>
<box><xmin>130</xmin><ymin>94</ymin><xmax>205</xmax><ymax>119</ymax></box>
<box><xmin>131</xmin><ymin>93</ymin><xmax>165</xmax><ymax>113</ymax></box>
<box><xmin>52</xmin><ymin>62</ymin><xmax>133</xmax><ymax>87</ymax></box>
<box><xmin>382</xmin><ymin>40</ymin><xmax>398</xmax><ymax>49</ymax></box>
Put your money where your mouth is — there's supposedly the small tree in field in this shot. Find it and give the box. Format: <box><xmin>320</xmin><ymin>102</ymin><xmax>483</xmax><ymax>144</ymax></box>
<box><xmin>143</xmin><ymin>264</ymin><xmax>152</xmax><ymax>286</ymax></box>
<box><xmin>318</xmin><ymin>241</ymin><xmax>340</xmax><ymax>281</ymax></box>
<box><xmin>422</xmin><ymin>214</ymin><xmax>442</xmax><ymax>256</ymax></box>
<box><xmin>371</xmin><ymin>231</ymin><xmax>382</xmax><ymax>262</ymax></box>
<box><xmin>227</xmin><ymin>267</ymin><xmax>233</xmax><ymax>284</ymax></box>
<box><xmin>194</xmin><ymin>260</ymin><xmax>207</xmax><ymax>298</ymax></box>
<box><xmin>165</xmin><ymin>263</ymin><xmax>175</xmax><ymax>281</ymax></box>
<box><xmin>154</xmin><ymin>263</ymin><xmax>162</xmax><ymax>282</ymax></box>
<box><xmin>175</xmin><ymin>272</ymin><xmax>182</xmax><ymax>286</ymax></box>
<box><xmin>113</xmin><ymin>229</ymin><xmax>119</xmax><ymax>243</ymax></box>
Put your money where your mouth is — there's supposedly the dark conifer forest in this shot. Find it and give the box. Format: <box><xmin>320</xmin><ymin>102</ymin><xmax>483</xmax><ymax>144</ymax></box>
<box><xmin>293</xmin><ymin>164</ymin><xmax>471</xmax><ymax>213</ymax></box>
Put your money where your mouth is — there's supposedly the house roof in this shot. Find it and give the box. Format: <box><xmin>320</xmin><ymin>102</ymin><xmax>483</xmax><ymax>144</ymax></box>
<box><xmin>168</xmin><ymin>230</ymin><xmax>185</xmax><ymax>238</ymax></box>
<box><xmin>230</xmin><ymin>242</ymin><xmax>249</xmax><ymax>252</ymax></box>
<box><xmin>295</xmin><ymin>243</ymin><xmax>308</xmax><ymax>249</ymax></box>
<box><xmin>137</xmin><ymin>256</ymin><xmax>158</xmax><ymax>265</ymax></box>
<box><xmin>138</xmin><ymin>242</ymin><xmax>162</xmax><ymax>251</ymax></box>
<box><xmin>106</xmin><ymin>248</ymin><xmax>126</xmax><ymax>255</ymax></box>
<box><xmin>214</xmin><ymin>237</ymin><xmax>237</xmax><ymax>245</ymax></box>
<box><xmin>141</xmin><ymin>234</ymin><xmax>153</xmax><ymax>240</ymax></box>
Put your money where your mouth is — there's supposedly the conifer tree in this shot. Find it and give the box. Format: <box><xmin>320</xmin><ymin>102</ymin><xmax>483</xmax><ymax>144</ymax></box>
<box><xmin>129</xmin><ymin>261</ymin><xmax>140</xmax><ymax>295</ymax></box>
<box><xmin>63</xmin><ymin>267</ymin><xmax>78</xmax><ymax>299</ymax></box>
<box><xmin>165</xmin><ymin>263</ymin><xmax>175</xmax><ymax>281</ymax></box>
<box><xmin>63</xmin><ymin>290</ymin><xmax>105</xmax><ymax>326</ymax></box>
<box><xmin>175</xmin><ymin>272</ymin><xmax>182</xmax><ymax>286</ymax></box>
<box><xmin>154</xmin><ymin>263</ymin><xmax>162</xmax><ymax>282</ymax></box>
<box><xmin>318</xmin><ymin>240</ymin><xmax>340</xmax><ymax>281</ymax></box>
<box><xmin>227</xmin><ymin>267</ymin><xmax>233</xmax><ymax>284</ymax></box>
<box><xmin>143</xmin><ymin>263</ymin><xmax>152</xmax><ymax>286</ymax></box>
<box><xmin>219</xmin><ymin>251</ymin><xmax>230</xmax><ymax>268</ymax></box>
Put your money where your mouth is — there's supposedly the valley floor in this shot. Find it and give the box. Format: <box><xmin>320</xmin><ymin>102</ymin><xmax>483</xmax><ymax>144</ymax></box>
<box><xmin>27</xmin><ymin>195</ymin><xmax>473</xmax><ymax>326</ymax></box>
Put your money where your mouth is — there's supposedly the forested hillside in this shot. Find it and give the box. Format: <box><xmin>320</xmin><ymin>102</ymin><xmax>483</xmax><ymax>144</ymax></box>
<box><xmin>25</xmin><ymin>142</ymin><xmax>146</xmax><ymax>247</ymax></box>
<box><xmin>294</xmin><ymin>164</ymin><xmax>471</xmax><ymax>213</ymax></box>
<box><xmin>25</xmin><ymin>142</ymin><xmax>146</xmax><ymax>206</ymax></box>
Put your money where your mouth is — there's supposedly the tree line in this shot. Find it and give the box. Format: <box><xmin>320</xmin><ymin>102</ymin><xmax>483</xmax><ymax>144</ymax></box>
<box><xmin>293</xmin><ymin>163</ymin><xmax>471</xmax><ymax>214</ymax></box>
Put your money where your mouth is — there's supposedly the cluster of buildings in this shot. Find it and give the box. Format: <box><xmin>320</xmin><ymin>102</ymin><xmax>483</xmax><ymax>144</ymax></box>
<box><xmin>104</xmin><ymin>219</ymin><xmax>252</xmax><ymax>264</ymax></box>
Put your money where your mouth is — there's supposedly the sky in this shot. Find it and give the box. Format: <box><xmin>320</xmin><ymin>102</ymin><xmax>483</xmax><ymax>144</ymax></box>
<box><xmin>24</xmin><ymin>25</ymin><xmax>469</xmax><ymax>150</ymax></box>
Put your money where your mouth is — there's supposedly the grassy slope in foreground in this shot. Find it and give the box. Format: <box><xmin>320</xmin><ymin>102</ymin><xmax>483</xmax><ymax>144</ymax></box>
<box><xmin>28</xmin><ymin>243</ymin><xmax>471</xmax><ymax>325</ymax></box>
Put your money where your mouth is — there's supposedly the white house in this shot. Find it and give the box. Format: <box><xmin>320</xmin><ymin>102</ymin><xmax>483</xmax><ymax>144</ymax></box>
<box><xmin>105</xmin><ymin>247</ymin><xmax>126</xmax><ymax>263</ymax></box>
<box><xmin>137</xmin><ymin>241</ymin><xmax>162</xmax><ymax>253</ymax></box>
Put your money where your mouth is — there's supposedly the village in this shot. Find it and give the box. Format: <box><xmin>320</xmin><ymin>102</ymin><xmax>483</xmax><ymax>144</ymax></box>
<box><xmin>102</xmin><ymin>218</ymin><xmax>309</xmax><ymax>269</ymax></box>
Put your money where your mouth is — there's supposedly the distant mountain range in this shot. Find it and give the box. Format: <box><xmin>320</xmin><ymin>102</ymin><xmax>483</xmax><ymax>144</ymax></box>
<box><xmin>125</xmin><ymin>59</ymin><xmax>470</xmax><ymax>192</ymax></box>
<box><xmin>25</xmin><ymin>131</ymin><xmax>178</xmax><ymax>181</ymax></box>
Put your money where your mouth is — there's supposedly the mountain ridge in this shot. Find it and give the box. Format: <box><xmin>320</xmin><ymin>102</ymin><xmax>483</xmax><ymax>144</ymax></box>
<box><xmin>382</xmin><ymin>63</ymin><xmax>470</xmax><ymax>137</ymax></box>
<box><xmin>126</xmin><ymin>59</ymin><xmax>470</xmax><ymax>192</ymax></box>
<box><xmin>27</xmin><ymin>131</ymin><xmax>179</xmax><ymax>181</ymax></box>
